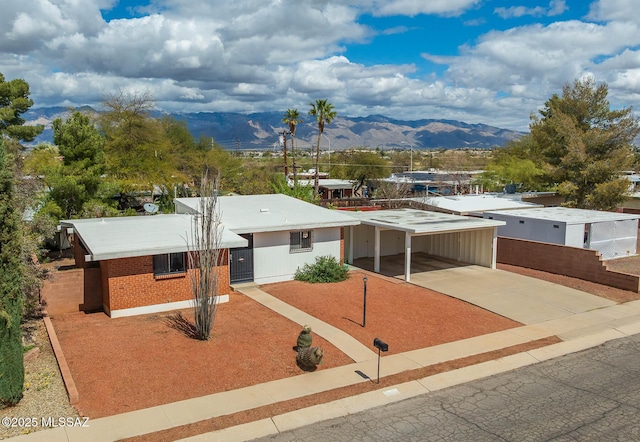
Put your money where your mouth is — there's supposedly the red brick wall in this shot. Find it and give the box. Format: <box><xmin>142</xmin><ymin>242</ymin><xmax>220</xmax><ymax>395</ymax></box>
<box><xmin>340</xmin><ymin>228</ymin><xmax>345</xmax><ymax>262</ymax></box>
<box><xmin>41</xmin><ymin>268</ymin><xmax>103</xmax><ymax>315</ymax></box>
<box><xmin>497</xmin><ymin>237</ymin><xmax>640</xmax><ymax>292</ymax></box>
<box><xmin>103</xmin><ymin>250</ymin><xmax>231</xmax><ymax>312</ymax></box>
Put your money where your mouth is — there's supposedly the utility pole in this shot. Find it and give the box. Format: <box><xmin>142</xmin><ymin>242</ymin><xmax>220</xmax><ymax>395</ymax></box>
<box><xmin>282</xmin><ymin>130</ymin><xmax>289</xmax><ymax>177</ymax></box>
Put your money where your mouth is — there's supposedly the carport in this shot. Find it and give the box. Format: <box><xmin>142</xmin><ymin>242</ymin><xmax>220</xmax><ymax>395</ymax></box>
<box><xmin>343</xmin><ymin>209</ymin><xmax>505</xmax><ymax>282</ymax></box>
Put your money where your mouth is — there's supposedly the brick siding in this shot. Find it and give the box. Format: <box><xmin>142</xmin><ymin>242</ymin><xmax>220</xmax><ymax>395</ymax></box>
<box><xmin>102</xmin><ymin>249</ymin><xmax>230</xmax><ymax>312</ymax></box>
<box><xmin>497</xmin><ymin>237</ymin><xmax>640</xmax><ymax>292</ymax></box>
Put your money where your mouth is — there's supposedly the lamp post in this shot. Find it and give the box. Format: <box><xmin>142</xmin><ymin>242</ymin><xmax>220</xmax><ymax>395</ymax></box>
<box><xmin>362</xmin><ymin>276</ymin><xmax>368</xmax><ymax>327</ymax></box>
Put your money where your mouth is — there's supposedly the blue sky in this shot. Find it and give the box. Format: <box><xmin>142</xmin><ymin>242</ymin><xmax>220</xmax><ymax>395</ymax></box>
<box><xmin>1</xmin><ymin>1</ymin><xmax>639</xmax><ymax>131</ymax></box>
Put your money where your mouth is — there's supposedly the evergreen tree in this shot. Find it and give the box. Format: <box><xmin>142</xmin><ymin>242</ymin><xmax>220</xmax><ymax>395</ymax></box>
<box><xmin>0</xmin><ymin>138</ymin><xmax>25</xmax><ymax>407</ymax></box>
<box><xmin>531</xmin><ymin>78</ymin><xmax>639</xmax><ymax>210</ymax></box>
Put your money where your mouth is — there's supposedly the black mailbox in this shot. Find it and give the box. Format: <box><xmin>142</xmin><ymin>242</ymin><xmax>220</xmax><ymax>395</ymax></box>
<box><xmin>373</xmin><ymin>338</ymin><xmax>388</xmax><ymax>352</ymax></box>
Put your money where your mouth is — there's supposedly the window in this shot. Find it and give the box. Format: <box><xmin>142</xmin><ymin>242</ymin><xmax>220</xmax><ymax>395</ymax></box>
<box><xmin>290</xmin><ymin>230</ymin><xmax>313</xmax><ymax>253</ymax></box>
<box><xmin>153</xmin><ymin>252</ymin><xmax>186</xmax><ymax>276</ymax></box>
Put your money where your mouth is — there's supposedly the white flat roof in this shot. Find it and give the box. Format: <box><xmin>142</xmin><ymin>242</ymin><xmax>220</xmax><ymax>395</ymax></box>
<box><xmin>295</xmin><ymin>179</ymin><xmax>354</xmax><ymax>190</ymax></box>
<box><xmin>61</xmin><ymin>214</ymin><xmax>248</xmax><ymax>261</ymax></box>
<box><xmin>344</xmin><ymin>208</ymin><xmax>505</xmax><ymax>234</ymax></box>
<box><xmin>484</xmin><ymin>207</ymin><xmax>640</xmax><ymax>224</ymax></box>
<box><xmin>175</xmin><ymin>194</ymin><xmax>360</xmax><ymax>234</ymax></box>
<box><xmin>408</xmin><ymin>194</ymin><xmax>542</xmax><ymax>215</ymax></box>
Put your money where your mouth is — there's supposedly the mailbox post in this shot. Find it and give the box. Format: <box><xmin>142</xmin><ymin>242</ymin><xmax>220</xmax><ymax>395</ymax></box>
<box><xmin>373</xmin><ymin>338</ymin><xmax>388</xmax><ymax>384</ymax></box>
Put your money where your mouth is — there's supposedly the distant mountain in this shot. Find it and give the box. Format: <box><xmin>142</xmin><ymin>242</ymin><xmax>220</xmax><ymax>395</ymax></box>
<box><xmin>24</xmin><ymin>107</ymin><xmax>524</xmax><ymax>150</ymax></box>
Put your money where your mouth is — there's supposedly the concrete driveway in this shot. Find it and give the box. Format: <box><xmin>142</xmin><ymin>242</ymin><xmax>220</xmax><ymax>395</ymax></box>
<box><xmin>353</xmin><ymin>253</ymin><xmax>616</xmax><ymax>324</ymax></box>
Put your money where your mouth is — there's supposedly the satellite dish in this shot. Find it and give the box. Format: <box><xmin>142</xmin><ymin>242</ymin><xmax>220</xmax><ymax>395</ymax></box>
<box><xmin>143</xmin><ymin>203</ymin><xmax>159</xmax><ymax>215</ymax></box>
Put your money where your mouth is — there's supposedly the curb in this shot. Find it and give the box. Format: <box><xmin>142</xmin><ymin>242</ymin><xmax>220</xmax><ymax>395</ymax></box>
<box><xmin>42</xmin><ymin>314</ymin><xmax>79</xmax><ymax>406</ymax></box>
<box><xmin>180</xmin><ymin>327</ymin><xmax>640</xmax><ymax>441</ymax></box>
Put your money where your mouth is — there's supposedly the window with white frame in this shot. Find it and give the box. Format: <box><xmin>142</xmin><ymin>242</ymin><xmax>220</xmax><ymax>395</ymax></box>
<box><xmin>290</xmin><ymin>230</ymin><xmax>313</xmax><ymax>253</ymax></box>
<box><xmin>153</xmin><ymin>252</ymin><xmax>186</xmax><ymax>276</ymax></box>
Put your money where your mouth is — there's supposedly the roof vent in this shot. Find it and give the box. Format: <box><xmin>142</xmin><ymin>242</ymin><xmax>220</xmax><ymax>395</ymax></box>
<box><xmin>260</xmin><ymin>208</ymin><xmax>269</xmax><ymax>213</ymax></box>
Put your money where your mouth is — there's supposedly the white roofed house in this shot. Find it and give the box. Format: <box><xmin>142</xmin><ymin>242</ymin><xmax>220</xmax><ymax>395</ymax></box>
<box><xmin>175</xmin><ymin>194</ymin><xmax>360</xmax><ymax>285</ymax></box>
<box><xmin>59</xmin><ymin>194</ymin><xmax>360</xmax><ymax>317</ymax></box>
<box><xmin>483</xmin><ymin>207</ymin><xmax>640</xmax><ymax>260</ymax></box>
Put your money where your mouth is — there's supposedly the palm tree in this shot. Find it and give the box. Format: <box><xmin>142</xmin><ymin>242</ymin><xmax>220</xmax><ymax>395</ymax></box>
<box><xmin>308</xmin><ymin>99</ymin><xmax>337</xmax><ymax>194</ymax></box>
<box><xmin>282</xmin><ymin>109</ymin><xmax>303</xmax><ymax>182</ymax></box>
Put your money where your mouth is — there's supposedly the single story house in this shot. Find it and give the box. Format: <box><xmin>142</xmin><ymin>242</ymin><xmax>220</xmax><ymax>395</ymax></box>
<box><xmin>400</xmin><ymin>194</ymin><xmax>543</xmax><ymax>216</ymax></box>
<box><xmin>62</xmin><ymin>194</ymin><xmax>360</xmax><ymax>317</ymax></box>
<box><xmin>343</xmin><ymin>208</ymin><xmax>506</xmax><ymax>282</ymax></box>
<box><xmin>483</xmin><ymin>207</ymin><xmax>640</xmax><ymax>260</ymax></box>
<box><xmin>293</xmin><ymin>179</ymin><xmax>357</xmax><ymax>200</ymax></box>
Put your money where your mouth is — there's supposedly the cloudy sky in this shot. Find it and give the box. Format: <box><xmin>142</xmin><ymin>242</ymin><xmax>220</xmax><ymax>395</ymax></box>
<box><xmin>1</xmin><ymin>0</ymin><xmax>639</xmax><ymax>131</ymax></box>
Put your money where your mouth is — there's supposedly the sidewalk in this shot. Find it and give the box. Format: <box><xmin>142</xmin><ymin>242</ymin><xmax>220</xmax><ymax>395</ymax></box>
<box><xmin>10</xmin><ymin>278</ymin><xmax>640</xmax><ymax>442</ymax></box>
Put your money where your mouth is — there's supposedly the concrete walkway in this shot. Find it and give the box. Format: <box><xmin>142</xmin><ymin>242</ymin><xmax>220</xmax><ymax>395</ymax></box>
<box><xmin>10</xmin><ymin>270</ymin><xmax>640</xmax><ymax>442</ymax></box>
<box><xmin>236</xmin><ymin>283</ymin><xmax>377</xmax><ymax>362</ymax></box>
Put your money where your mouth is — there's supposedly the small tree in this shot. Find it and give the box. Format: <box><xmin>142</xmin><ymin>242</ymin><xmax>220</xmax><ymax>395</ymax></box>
<box><xmin>186</xmin><ymin>174</ymin><xmax>223</xmax><ymax>340</ymax></box>
<box><xmin>0</xmin><ymin>138</ymin><xmax>24</xmax><ymax>407</ymax></box>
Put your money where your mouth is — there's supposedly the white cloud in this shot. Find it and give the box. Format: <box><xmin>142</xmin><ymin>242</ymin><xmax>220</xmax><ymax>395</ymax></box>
<box><xmin>587</xmin><ymin>0</ymin><xmax>639</xmax><ymax>23</ymax></box>
<box><xmin>495</xmin><ymin>0</ymin><xmax>567</xmax><ymax>19</ymax></box>
<box><xmin>372</xmin><ymin>0</ymin><xmax>481</xmax><ymax>17</ymax></box>
<box><xmin>2</xmin><ymin>0</ymin><xmax>640</xmax><ymax>132</ymax></box>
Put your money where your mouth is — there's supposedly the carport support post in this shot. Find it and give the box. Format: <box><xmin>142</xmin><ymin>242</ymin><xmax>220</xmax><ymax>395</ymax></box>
<box><xmin>374</xmin><ymin>227</ymin><xmax>381</xmax><ymax>273</ymax></box>
<box><xmin>348</xmin><ymin>226</ymin><xmax>354</xmax><ymax>264</ymax></box>
<box><xmin>404</xmin><ymin>232</ymin><xmax>412</xmax><ymax>282</ymax></box>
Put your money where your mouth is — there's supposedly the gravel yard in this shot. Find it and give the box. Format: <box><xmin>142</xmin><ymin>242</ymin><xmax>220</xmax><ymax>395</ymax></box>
<box><xmin>0</xmin><ymin>319</ymin><xmax>78</xmax><ymax>440</ymax></box>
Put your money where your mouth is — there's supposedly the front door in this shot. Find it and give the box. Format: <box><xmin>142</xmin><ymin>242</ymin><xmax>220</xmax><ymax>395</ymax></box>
<box><xmin>230</xmin><ymin>234</ymin><xmax>254</xmax><ymax>283</ymax></box>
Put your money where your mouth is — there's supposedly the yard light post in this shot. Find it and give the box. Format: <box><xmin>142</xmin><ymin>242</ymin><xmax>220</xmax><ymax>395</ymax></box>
<box><xmin>362</xmin><ymin>276</ymin><xmax>368</xmax><ymax>327</ymax></box>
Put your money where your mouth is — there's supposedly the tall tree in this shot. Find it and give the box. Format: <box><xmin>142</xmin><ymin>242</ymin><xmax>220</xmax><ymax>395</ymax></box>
<box><xmin>0</xmin><ymin>138</ymin><xmax>25</xmax><ymax>407</ymax></box>
<box><xmin>0</xmin><ymin>73</ymin><xmax>43</xmax><ymax>143</ymax></box>
<box><xmin>308</xmin><ymin>99</ymin><xmax>337</xmax><ymax>194</ymax></box>
<box><xmin>343</xmin><ymin>150</ymin><xmax>390</xmax><ymax>194</ymax></box>
<box><xmin>50</xmin><ymin>110</ymin><xmax>107</xmax><ymax>218</ymax></box>
<box><xmin>531</xmin><ymin>78</ymin><xmax>639</xmax><ymax>210</ymax></box>
<box><xmin>283</xmin><ymin>109</ymin><xmax>303</xmax><ymax>181</ymax></box>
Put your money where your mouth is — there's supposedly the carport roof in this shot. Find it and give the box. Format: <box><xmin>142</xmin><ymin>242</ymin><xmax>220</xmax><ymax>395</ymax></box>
<box><xmin>344</xmin><ymin>208</ymin><xmax>504</xmax><ymax>234</ymax></box>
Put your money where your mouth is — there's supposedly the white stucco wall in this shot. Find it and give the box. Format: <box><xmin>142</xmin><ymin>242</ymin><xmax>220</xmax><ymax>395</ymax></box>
<box><xmin>486</xmin><ymin>213</ymin><xmax>568</xmax><ymax>245</ymax></box>
<box><xmin>252</xmin><ymin>227</ymin><xmax>342</xmax><ymax>285</ymax></box>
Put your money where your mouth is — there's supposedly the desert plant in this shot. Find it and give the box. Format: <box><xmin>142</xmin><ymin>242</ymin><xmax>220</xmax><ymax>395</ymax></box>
<box><xmin>296</xmin><ymin>325</ymin><xmax>312</xmax><ymax>349</ymax></box>
<box><xmin>296</xmin><ymin>346</ymin><xmax>324</xmax><ymax>369</ymax></box>
<box><xmin>294</xmin><ymin>255</ymin><xmax>348</xmax><ymax>283</ymax></box>
<box><xmin>186</xmin><ymin>172</ymin><xmax>223</xmax><ymax>340</ymax></box>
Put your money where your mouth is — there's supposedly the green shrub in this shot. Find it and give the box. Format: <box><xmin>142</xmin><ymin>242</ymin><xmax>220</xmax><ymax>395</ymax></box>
<box><xmin>294</xmin><ymin>256</ymin><xmax>349</xmax><ymax>283</ymax></box>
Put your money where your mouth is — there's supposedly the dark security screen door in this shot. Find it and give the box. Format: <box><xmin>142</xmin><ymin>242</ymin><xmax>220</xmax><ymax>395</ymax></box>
<box><xmin>230</xmin><ymin>234</ymin><xmax>254</xmax><ymax>283</ymax></box>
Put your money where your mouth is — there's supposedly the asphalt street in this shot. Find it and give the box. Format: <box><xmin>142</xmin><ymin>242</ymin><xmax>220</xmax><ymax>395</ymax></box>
<box><xmin>256</xmin><ymin>334</ymin><xmax>640</xmax><ymax>441</ymax></box>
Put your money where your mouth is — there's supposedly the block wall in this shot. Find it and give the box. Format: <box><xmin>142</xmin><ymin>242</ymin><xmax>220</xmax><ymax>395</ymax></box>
<box><xmin>497</xmin><ymin>237</ymin><xmax>639</xmax><ymax>292</ymax></box>
<box><xmin>41</xmin><ymin>267</ymin><xmax>103</xmax><ymax>315</ymax></box>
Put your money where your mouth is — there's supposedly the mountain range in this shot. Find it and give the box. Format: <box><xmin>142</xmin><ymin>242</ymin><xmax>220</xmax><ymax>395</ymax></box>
<box><xmin>24</xmin><ymin>107</ymin><xmax>524</xmax><ymax>151</ymax></box>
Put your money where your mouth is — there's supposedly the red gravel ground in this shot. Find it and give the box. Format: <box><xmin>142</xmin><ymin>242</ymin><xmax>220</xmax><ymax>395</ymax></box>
<box><xmin>51</xmin><ymin>271</ymin><xmax>521</xmax><ymax>420</ymax></box>
<box><xmin>51</xmin><ymin>294</ymin><xmax>353</xmax><ymax>419</ymax></box>
<box><xmin>262</xmin><ymin>270</ymin><xmax>521</xmax><ymax>354</ymax></box>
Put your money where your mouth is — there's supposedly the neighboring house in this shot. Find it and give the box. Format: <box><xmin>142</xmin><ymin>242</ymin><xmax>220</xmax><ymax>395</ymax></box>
<box><xmin>399</xmin><ymin>194</ymin><xmax>543</xmax><ymax>216</ymax></box>
<box><xmin>343</xmin><ymin>208</ymin><xmax>506</xmax><ymax>282</ymax></box>
<box><xmin>483</xmin><ymin>207</ymin><xmax>640</xmax><ymax>260</ymax></box>
<box><xmin>293</xmin><ymin>179</ymin><xmax>357</xmax><ymax>199</ymax></box>
<box><xmin>61</xmin><ymin>194</ymin><xmax>360</xmax><ymax>317</ymax></box>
